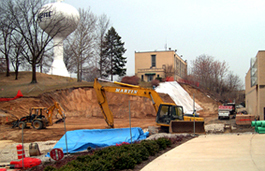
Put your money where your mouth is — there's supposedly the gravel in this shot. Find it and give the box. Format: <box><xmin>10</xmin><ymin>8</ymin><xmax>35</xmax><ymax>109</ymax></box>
<box><xmin>0</xmin><ymin>140</ymin><xmax>57</xmax><ymax>165</ymax></box>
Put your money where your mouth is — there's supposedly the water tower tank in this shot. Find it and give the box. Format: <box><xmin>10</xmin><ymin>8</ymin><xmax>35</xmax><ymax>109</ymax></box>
<box><xmin>38</xmin><ymin>1</ymin><xmax>80</xmax><ymax>77</ymax></box>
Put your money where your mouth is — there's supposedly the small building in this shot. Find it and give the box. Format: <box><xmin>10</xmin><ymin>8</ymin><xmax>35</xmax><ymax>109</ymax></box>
<box><xmin>245</xmin><ymin>50</ymin><xmax>265</xmax><ymax>120</ymax></box>
<box><xmin>135</xmin><ymin>49</ymin><xmax>187</xmax><ymax>82</ymax></box>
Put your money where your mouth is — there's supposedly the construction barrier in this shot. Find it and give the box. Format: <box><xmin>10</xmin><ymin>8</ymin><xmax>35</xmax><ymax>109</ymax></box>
<box><xmin>16</xmin><ymin>144</ymin><xmax>25</xmax><ymax>159</ymax></box>
<box><xmin>236</xmin><ymin>114</ymin><xmax>256</xmax><ymax>125</ymax></box>
<box><xmin>0</xmin><ymin>90</ymin><xmax>23</xmax><ymax>102</ymax></box>
<box><xmin>10</xmin><ymin>157</ymin><xmax>41</xmax><ymax>169</ymax></box>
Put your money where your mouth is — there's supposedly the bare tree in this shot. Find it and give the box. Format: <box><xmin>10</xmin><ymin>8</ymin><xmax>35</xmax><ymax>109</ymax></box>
<box><xmin>82</xmin><ymin>66</ymin><xmax>99</xmax><ymax>82</ymax></box>
<box><xmin>37</xmin><ymin>49</ymin><xmax>53</xmax><ymax>73</ymax></box>
<box><xmin>191</xmin><ymin>55</ymin><xmax>214</xmax><ymax>89</ymax></box>
<box><xmin>212</xmin><ymin>60</ymin><xmax>229</xmax><ymax>95</ymax></box>
<box><xmin>64</xmin><ymin>8</ymin><xmax>97</xmax><ymax>82</ymax></box>
<box><xmin>97</xmin><ymin>14</ymin><xmax>110</xmax><ymax>78</ymax></box>
<box><xmin>226</xmin><ymin>72</ymin><xmax>242</xmax><ymax>90</ymax></box>
<box><xmin>0</xmin><ymin>58</ymin><xmax>6</xmax><ymax>72</ymax></box>
<box><xmin>190</xmin><ymin>54</ymin><xmax>243</xmax><ymax>103</ymax></box>
<box><xmin>9</xmin><ymin>33</ymin><xmax>26</xmax><ymax>80</ymax></box>
<box><xmin>0</xmin><ymin>6</ymin><xmax>14</xmax><ymax>77</ymax></box>
<box><xmin>163</xmin><ymin>64</ymin><xmax>175</xmax><ymax>78</ymax></box>
<box><xmin>1</xmin><ymin>0</ymin><xmax>74</xmax><ymax>83</ymax></box>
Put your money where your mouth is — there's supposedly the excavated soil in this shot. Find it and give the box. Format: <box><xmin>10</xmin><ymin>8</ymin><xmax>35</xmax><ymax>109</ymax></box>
<box><xmin>0</xmin><ymin>87</ymin><xmax>177</xmax><ymax>143</ymax></box>
<box><xmin>0</xmin><ymin>83</ymin><xmax>232</xmax><ymax>143</ymax></box>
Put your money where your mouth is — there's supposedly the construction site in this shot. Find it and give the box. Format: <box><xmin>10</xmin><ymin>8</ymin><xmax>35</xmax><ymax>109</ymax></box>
<box><xmin>0</xmin><ymin>72</ymin><xmax>261</xmax><ymax>170</ymax></box>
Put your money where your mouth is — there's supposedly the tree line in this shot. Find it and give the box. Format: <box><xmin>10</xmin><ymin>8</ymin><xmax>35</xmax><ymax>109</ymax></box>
<box><xmin>0</xmin><ymin>0</ymin><xmax>127</xmax><ymax>83</ymax></box>
<box><xmin>188</xmin><ymin>54</ymin><xmax>244</xmax><ymax>104</ymax></box>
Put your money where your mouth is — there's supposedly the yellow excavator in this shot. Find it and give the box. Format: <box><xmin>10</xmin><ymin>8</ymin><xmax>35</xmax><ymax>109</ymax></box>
<box><xmin>12</xmin><ymin>101</ymin><xmax>66</xmax><ymax>130</ymax></box>
<box><xmin>93</xmin><ymin>78</ymin><xmax>205</xmax><ymax>133</ymax></box>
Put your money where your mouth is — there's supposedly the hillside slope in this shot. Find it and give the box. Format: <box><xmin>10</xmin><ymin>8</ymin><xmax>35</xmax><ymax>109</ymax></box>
<box><xmin>0</xmin><ymin>72</ymin><xmax>221</xmax><ymax>142</ymax></box>
<box><xmin>0</xmin><ymin>72</ymin><xmax>218</xmax><ymax>122</ymax></box>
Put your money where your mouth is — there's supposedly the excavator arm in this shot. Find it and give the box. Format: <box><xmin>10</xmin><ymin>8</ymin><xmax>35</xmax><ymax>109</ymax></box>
<box><xmin>46</xmin><ymin>102</ymin><xmax>66</xmax><ymax>126</ymax></box>
<box><xmin>93</xmin><ymin>78</ymin><xmax>173</xmax><ymax>128</ymax></box>
<box><xmin>94</xmin><ymin>78</ymin><xmax>205</xmax><ymax>133</ymax></box>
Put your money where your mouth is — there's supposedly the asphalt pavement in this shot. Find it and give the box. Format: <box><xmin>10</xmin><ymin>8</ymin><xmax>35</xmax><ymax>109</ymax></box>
<box><xmin>141</xmin><ymin>133</ymin><xmax>265</xmax><ymax>171</ymax></box>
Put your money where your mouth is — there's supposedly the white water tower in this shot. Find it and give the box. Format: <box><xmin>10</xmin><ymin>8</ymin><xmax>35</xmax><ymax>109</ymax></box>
<box><xmin>38</xmin><ymin>0</ymin><xmax>80</xmax><ymax>77</ymax></box>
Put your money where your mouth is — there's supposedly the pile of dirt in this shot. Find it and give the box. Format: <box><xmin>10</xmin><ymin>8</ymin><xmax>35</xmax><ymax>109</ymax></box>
<box><xmin>0</xmin><ymin>88</ymin><xmax>175</xmax><ymax>121</ymax></box>
<box><xmin>180</xmin><ymin>83</ymin><xmax>220</xmax><ymax>123</ymax></box>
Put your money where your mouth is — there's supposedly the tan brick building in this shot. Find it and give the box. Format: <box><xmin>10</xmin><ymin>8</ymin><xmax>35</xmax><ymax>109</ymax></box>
<box><xmin>135</xmin><ymin>50</ymin><xmax>187</xmax><ymax>82</ymax></box>
<box><xmin>245</xmin><ymin>51</ymin><xmax>265</xmax><ymax>120</ymax></box>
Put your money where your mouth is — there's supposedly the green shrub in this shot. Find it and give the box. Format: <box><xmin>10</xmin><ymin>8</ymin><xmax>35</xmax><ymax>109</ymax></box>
<box><xmin>127</xmin><ymin>149</ymin><xmax>142</xmax><ymax>164</ymax></box>
<box><xmin>61</xmin><ymin>160</ymin><xmax>87</xmax><ymax>171</ymax></box>
<box><xmin>52</xmin><ymin>141</ymin><xmax>164</xmax><ymax>171</ymax></box>
<box><xmin>113</xmin><ymin>152</ymin><xmax>137</xmax><ymax>170</ymax></box>
<box><xmin>94</xmin><ymin>146</ymin><xmax>117</xmax><ymax>156</ymax></box>
<box><xmin>85</xmin><ymin>158</ymin><xmax>113</xmax><ymax>171</ymax></box>
<box><xmin>76</xmin><ymin>155</ymin><xmax>93</xmax><ymax>163</ymax></box>
<box><xmin>141</xmin><ymin>140</ymin><xmax>159</xmax><ymax>156</ymax></box>
<box><xmin>156</xmin><ymin>138</ymin><xmax>167</xmax><ymax>150</ymax></box>
<box><xmin>164</xmin><ymin>138</ymin><xmax>172</xmax><ymax>147</ymax></box>
<box><xmin>131</xmin><ymin>143</ymin><xmax>149</xmax><ymax>161</ymax></box>
<box><xmin>58</xmin><ymin>165</ymin><xmax>79</xmax><ymax>171</ymax></box>
<box><xmin>44</xmin><ymin>166</ymin><xmax>57</xmax><ymax>171</ymax></box>
<box><xmin>156</xmin><ymin>137</ymin><xmax>172</xmax><ymax>150</ymax></box>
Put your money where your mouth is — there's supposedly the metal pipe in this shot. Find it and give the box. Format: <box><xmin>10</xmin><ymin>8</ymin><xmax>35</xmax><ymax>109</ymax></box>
<box><xmin>193</xmin><ymin>94</ymin><xmax>195</xmax><ymax>135</ymax></box>
<box><xmin>129</xmin><ymin>100</ymin><xmax>132</xmax><ymax>144</ymax></box>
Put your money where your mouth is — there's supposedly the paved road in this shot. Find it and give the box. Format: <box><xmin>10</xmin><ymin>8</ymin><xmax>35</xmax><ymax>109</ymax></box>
<box><xmin>141</xmin><ymin>133</ymin><xmax>265</xmax><ymax>171</ymax></box>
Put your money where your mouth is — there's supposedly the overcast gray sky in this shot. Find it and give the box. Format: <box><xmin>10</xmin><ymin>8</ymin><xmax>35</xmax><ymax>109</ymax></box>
<box><xmin>64</xmin><ymin>0</ymin><xmax>265</xmax><ymax>85</ymax></box>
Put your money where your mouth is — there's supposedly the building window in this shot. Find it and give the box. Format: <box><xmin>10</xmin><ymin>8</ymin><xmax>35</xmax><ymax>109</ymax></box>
<box><xmin>148</xmin><ymin>75</ymin><xmax>153</xmax><ymax>82</ymax></box>
<box><xmin>151</xmin><ymin>55</ymin><xmax>156</xmax><ymax>67</ymax></box>
<box><xmin>141</xmin><ymin>75</ymin><xmax>144</xmax><ymax>81</ymax></box>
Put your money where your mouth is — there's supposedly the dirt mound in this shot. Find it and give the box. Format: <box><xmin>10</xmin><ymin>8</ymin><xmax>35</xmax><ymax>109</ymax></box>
<box><xmin>0</xmin><ymin>78</ymin><xmax>220</xmax><ymax>143</ymax></box>
<box><xmin>0</xmin><ymin>83</ymin><xmax>219</xmax><ymax>126</ymax></box>
<box><xmin>0</xmin><ymin>87</ymin><xmax>176</xmax><ymax>122</ymax></box>
<box><xmin>180</xmin><ymin>83</ymin><xmax>220</xmax><ymax>123</ymax></box>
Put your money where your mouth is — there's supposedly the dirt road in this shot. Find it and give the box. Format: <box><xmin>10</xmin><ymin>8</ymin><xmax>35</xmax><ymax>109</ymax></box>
<box><xmin>0</xmin><ymin>117</ymin><xmax>157</xmax><ymax>143</ymax></box>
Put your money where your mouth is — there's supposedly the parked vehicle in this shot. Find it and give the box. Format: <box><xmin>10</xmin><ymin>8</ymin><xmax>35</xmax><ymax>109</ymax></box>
<box><xmin>12</xmin><ymin>102</ymin><xmax>66</xmax><ymax>130</ymax></box>
<box><xmin>218</xmin><ymin>103</ymin><xmax>236</xmax><ymax>119</ymax></box>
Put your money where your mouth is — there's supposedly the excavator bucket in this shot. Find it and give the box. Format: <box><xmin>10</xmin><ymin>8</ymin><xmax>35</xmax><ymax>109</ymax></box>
<box><xmin>169</xmin><ymin>121</ymin><xmax>205</xmax><ymax>134</ymax></box>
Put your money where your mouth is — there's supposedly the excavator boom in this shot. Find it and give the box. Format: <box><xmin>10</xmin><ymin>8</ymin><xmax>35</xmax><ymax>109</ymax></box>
<box><xmin>94</xmin><ymin>78</ymin><xmax>166</xmax><ymax>128</ymax></box>
<box><xmin>93</xmin><ymin>78</ymin><xmax>205</xmax><ymax>133</ymax></box>
<box><xmin>46</xmin><ymin>102</ymin><xmax>66</xmax><ymax>126</ymax></box>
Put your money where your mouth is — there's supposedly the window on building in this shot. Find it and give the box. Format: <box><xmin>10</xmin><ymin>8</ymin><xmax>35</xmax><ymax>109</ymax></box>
<box><xmin>141</xmin><ymin>75</ymin><xmax>144</xmax><ymax>81</ymax></box>
<box><xmin>151</xmin><ymin>55</ymin><xmax>156</xmax><ymax>67</ymax></box>
<box><xmin>148</xmin><ymin>75</ymin><xmax>153</xmax><ymax>82</ymax></box>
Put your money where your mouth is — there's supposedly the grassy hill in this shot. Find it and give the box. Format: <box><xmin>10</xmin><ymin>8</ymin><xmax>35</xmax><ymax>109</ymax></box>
<box><xmin>0</xmin><ymin>72</ymin><xmax>153</xmax><ymax>98</ymax></box>
<box><xmin>0</xmin><ymin>71</ymin><xmax>93</xmax><ymax>97</ymax></box>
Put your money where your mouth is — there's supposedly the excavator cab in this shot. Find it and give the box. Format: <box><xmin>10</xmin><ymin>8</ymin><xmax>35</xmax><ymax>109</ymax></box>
<box><xmin>156</xmin><ymin>104</ymin><xmax>183</xmax><ymax>125</ymax></box>
<box><xmin>156</xmin><ymin>104</ymin><xmax>205</xmax><ymax>134</ymax></box>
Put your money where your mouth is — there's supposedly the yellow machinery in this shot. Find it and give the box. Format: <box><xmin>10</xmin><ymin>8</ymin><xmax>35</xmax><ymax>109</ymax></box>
<box><xmin>93</xmin><ymin>78</ymin><xmax>204</xmax><ymax>133</ymax></box>
<box><xmin>13</xmin><ymin>102</ymin><xmax>66</xmax><ymax>130</ymax></box>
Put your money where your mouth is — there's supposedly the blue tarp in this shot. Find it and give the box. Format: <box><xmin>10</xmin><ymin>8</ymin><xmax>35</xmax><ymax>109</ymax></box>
<box><xmin>47</xmin><ymin>127</ymin><xmax>148</xmax><ymax>156</ymax></box>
